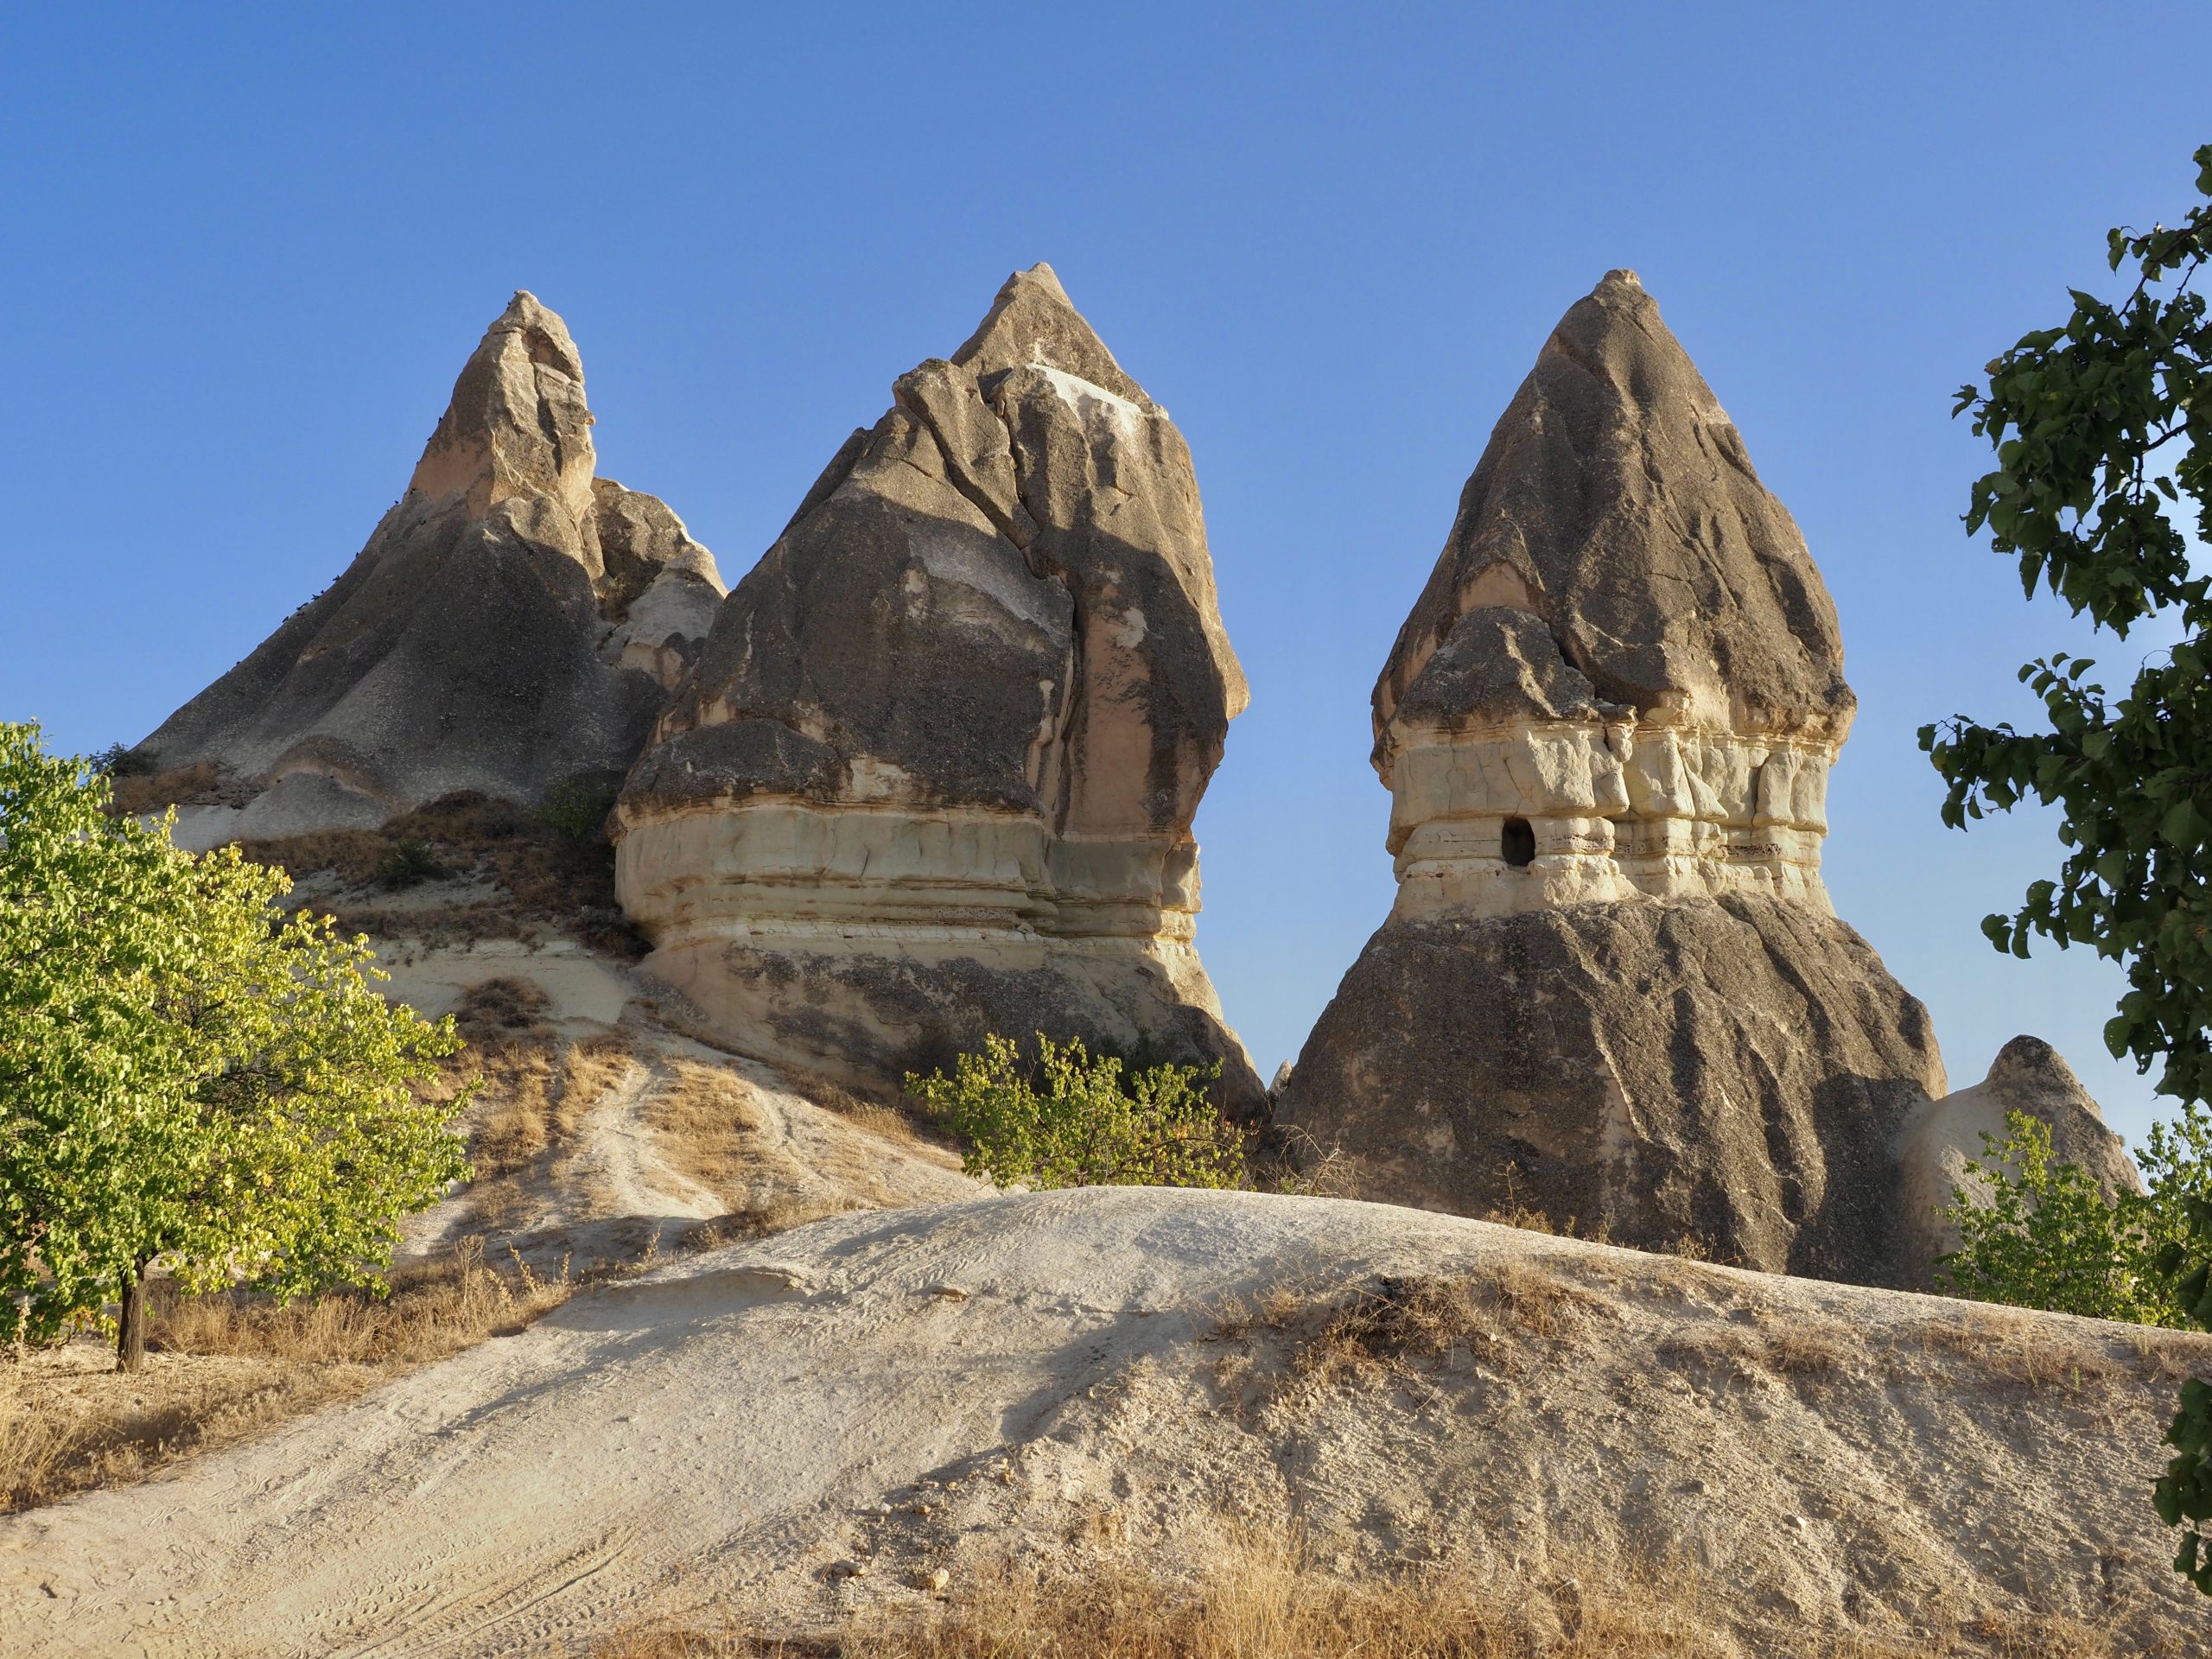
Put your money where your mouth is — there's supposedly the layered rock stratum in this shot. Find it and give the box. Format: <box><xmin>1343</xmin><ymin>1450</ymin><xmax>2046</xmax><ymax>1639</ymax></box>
<box><xmin>613</xmin><ymin>264</ymin><xmax>1262</xmax><ymax>1109</ymax></box>
<box><xmin>136</xmin><ymin>292</ymin><xmax>724</xmax><ymax>849</ymax></box>
<box><xmin>1276</xmin><ymin>272</ymin><xmax>1958</xmax><ymax>1283</ymax></box>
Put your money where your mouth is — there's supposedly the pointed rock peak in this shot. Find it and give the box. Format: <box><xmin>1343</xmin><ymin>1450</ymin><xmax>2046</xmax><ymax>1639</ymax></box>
<box><xmin>406</xmin><ymin>290</ymin><xmax>597</xmax><ymax>522</ymax></box>
<box><xmin>1375</xmin><ymin>270</ymin><xmax>1853</xmax><ymax>752</ymax></box>
<box><xmin>950</xmin><ymin>264</ymin><xmax>1153</xmax><ymax>408</ymax></box>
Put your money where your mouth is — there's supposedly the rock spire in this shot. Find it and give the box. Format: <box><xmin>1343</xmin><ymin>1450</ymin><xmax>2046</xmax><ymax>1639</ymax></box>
<box><xmin>1274</xmin><ymin>273</ymin><xmax>1955</xmax><ymax>1283</ymax></box>
<box><xmin>613</xmin><ymin>264</ymin><xmax>1261</xmax><ymax>1109</ymax></box>
<box><xmin>136</xmin><ymin>293</ymin><xmax>724</xmax><ymax>847</ymax></box>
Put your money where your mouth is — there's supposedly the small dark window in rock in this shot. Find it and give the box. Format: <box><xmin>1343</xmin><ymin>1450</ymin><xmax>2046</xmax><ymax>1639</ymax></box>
<box><xmin>1501</xmin><ymin>817</ymin><xmax>1536</xmax><ymax>868</ymax></box>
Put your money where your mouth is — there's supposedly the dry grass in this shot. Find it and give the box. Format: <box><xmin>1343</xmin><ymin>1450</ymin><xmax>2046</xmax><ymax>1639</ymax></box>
<box><xmin>679</xmin><ymin>1198</ymin><xmax>860</xmax><ymax>1254</ymax></box>
<box><xmin>646</xmin><ymin>1058</ymin><xmax>934</xmax><ymax>1246</ymax></box>
<box><xmin>1243</xmin><ymin>1265</ymin><xmax>1611</xmax><ymax>1395</ymax></box>
<box><xmin>1896</xmin><ymin>1307</ymin><xmax>2133</xmax><ymax>1392</ymax></box>
<box><xmin>239</xmin><ymin>790</ymin><xmax>646</xmax><ymax>957</ymax></box>
<box><xmin>646</xmin><ymin>1062</ymin><xmax>860</xmax><ymax>1246</ymax></box>
<box><xmin>650</xmin><ymin>1059</ymin><xmax>777</xmax><ymax>1193</ymax></box>
<box><xmin>0</xmin><ymin>1238</ymin><xmax>573</xmax><ymax>1513</ymax></box>
<box><xmin>446</xmin><ymin>979</ymin><xmax>637</xmax><ymax>1191</ymax></box>
<box><xmin>791</xmin><ymin>1066</ymin><xmax>933</xmax><ymax>1148</ymax></box>
<box><xmin>109</xmin><ymin>757</ymin><xmax>256</xmax><ymax>816</ymax></box>
<box><xmin>590</xmin><ymin>1529</ymin><xmax>2115</xmax><ymax>1658</ymax></box>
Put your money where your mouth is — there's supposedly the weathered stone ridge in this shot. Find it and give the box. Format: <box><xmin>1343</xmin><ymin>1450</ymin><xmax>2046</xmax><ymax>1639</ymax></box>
<box><xmin>615</xmin><ymin>265</ymin><xmax>1260</xmax><ymax>1109</ymax></box>
<box><xmin>138</xmin><ymin>292</ymin><xmax>725</xmax><ymax>849</ymax></box>
<box><xmin>1372</xmin><ymin>271</ymin><xmax>1848</xmax><ymax>921</ymax></box>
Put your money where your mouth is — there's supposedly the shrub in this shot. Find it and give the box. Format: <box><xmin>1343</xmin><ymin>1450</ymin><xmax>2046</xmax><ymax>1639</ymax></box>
<box><xmin>374</xmin><ymin>837</ymin><xmax>446</xmax><ymax>889</ymax></box>
<box><xmin>92</xmin><ymin>742</ymin><xmax>156</xmax><ymax>778</ymax></box>
<box><xmin>537</xmin><ymin>779</ymin><xmax>620</xmax><ymax>847</ymax></box>
<box><xmin>1936</xmin><ymin>1104</ymin><xmax>2212</xmax><ymax>1328</ymax></box>
<box><xmin>907</xmin><ymin>1033</ymin><xmax>1249</xmax><ymax>1192</ymax></box>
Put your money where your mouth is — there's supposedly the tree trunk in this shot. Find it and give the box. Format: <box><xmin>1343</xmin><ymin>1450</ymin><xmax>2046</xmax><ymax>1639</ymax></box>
<box><xmin>116</xmin><ymin>1261</ymin><xmax>149</xmax><ymax>1373</ymax></box>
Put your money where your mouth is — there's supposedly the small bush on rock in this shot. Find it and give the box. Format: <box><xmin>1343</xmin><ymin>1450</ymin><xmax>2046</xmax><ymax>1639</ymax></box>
<box><xmin>908</xmin><ymin>1033</ymin><xmax>1248</xmax><ymax>1192</ymax></box>
<box><xmin>375</xmin><ymin>837</ymin><xmax>447</xmax><ymax>889</ymax></box>
<box><xmin>1938</xmin><ymin>1105</ymin><xmax>2212</xmax><ymax>1328</ymax></box>
<box><xmin>537</xmin><ymin>779</ymin><xmax>620</xmax><ymax>847</ymax></box>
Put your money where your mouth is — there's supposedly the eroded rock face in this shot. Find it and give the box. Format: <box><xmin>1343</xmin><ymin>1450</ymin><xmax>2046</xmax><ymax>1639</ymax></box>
<box><xmin>1283</xmin><ymin>899</ymin><xmax>1948</xmax><ymax>1282</ymax></box>
<box><xmin>1276</xmin><ymin>273</ymin><xmax>1952</xmax><ymax>1283</ymax></box>
<box><xmin>615</xmin><ymin>264</ymin><xmax>1261</xmax><ymax>1109</ymax></box>
<box><xmin>1372</xmin><ymin>271</ymin><xmax>1851</xmax><ymax>918</ymax></box>
<box><xmin>1894</xmin><ymin>1037</ymin><xmax>2142</xmax><ymax>1289</ymax></box>
<box><xmin>137</xmin><ymin>293</ymin><xmax>724</xmax><ymax>849</ymax></box>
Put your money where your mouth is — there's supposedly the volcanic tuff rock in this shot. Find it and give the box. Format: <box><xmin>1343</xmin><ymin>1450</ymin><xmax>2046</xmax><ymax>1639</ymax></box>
<box><xmin>1275</xmin><ymin>272</ymin><xmax>1960</xmax><ymax>1284</ymax></box>
<box><xmin>614</xmin><ymin>264</ymin><xmax>1262</xmax><ymax>1109</ymax></box>
<box><xmin>137</xmin><ymin>293</ymin><xmax>725</xmax><ymax>850</ymax></box>
<box><xmin>1894</xmin><ymin>1035</ymin><xmax>2144</xmax><ymax>1289</ymax></box>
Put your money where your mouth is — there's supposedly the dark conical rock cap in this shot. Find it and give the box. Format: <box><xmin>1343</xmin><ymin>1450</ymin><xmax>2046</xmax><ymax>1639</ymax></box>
<box><xmin>1373</xmin><ymin>270</ymin><xmax>1853</xmax><ymax>773</ymax></box>
<box><xmin>1984</xmin><ymin>1034</ymin><xmax>2101</xmax><ymax>1120</ymax></box>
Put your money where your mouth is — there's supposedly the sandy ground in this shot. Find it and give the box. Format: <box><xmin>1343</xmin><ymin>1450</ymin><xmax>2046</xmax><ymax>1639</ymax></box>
<box><xmin>5</xmin><ymin>1187</ymin><xmax>2210</xmax><ymax>1656</ymax></box>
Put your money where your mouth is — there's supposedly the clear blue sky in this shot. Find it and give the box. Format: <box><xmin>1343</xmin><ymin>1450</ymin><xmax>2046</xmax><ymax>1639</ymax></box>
<box><xmin>5</xmin><ymin>4</ymin><xmax>2208</xmax><ymax>1148</ymax></box>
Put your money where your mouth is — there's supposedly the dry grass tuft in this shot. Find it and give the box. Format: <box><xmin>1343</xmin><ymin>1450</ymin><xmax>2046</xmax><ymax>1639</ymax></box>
<box><xmin>150</xmin><ymin>1236</ymin><xmax>573</xmax><ymax>1364</ymax></box>
<box><xmin>109</xmin><ymin>758</ymin><xmax>254</xmax><ymax>816</ymax></box>
<box><xmin>790</xmin><ymin>1067</ymin><xmax>933</xmax><ymax>1147</ymax></box>
<box><xmin>647</xmin><ymin>1063</ymin><xmax>861</xmax><ymax>1246</ymax></box>
<box><xmin>1897</xmin><ymin>1307</ymin><xmax>2132</xmax><ymax>1392</ymax></box>
<box><xmin>679</xmin><ymin>1197</ymin><xmax>859</xmax><ymax>1254</ymax></box>
<box><xmin>592</xmin><ymin>1528</ymin><xmax>2113</xmax><ymax>1658</ymax></box>
<box><xmin>650</xmin><ymin>1060</ymin><xmax>775</xmax><ymax>1193</ymax></box>
<box><xmin>0</xmin><ymin>1238</ymin><xmax>573</xmax><ymax>1513</ymax></box>
<box><xmin>449</xmin><ymin>983</ymin><xmax>636</xmax><ymax>1187</ymax></box>
<box><xmin>454</xmin><ymin>976</ymin><xmax>557</xmax><ymax>1048</ymax></box>
<box><xmin>1758</xmin><ymin>1319</ymin><xmax>1855</xmax><ymax>1377</ymax></box>
<box><xmin>1281</xmin><ymin>1264</ymin><xmax>1607</xmax><ymax>1394</ymax></box>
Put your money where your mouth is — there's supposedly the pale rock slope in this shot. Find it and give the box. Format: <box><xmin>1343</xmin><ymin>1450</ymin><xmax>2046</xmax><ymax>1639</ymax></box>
<box><xmin>374</xmin><ymin>928</ymin><xmax>977</xmax><ymax>1271</ymax></box>
<box><xmin>613</xmin><ymin>264</ymin><xmax>1262</xmax><ymax>1111</ymax></box>
<box><xmin>3</xmin><ymin>1189</ymin><xmax>2208</xmax><ymax>1656</ymax></box>
<box><xmin>1277</xmin><ymin>272</ymin><xmax>2048</xmax><ymax>1287</ymax></box>
<box><xmin>136</xmin><ymin>293</ymin><xmax>725</xmax><ymax>849</ymax></box>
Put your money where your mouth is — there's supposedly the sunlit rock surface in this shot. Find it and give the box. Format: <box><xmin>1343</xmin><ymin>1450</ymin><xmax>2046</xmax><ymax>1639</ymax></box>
<box><xmin>1277</xmin><ymin>272</ymin><xmax>1967</xmax><ymax>1283</ymax></box>
<box><xmin>137</xmin><ymin>293</ymin><xmax>723</xmax><ymax>849</ymax></box>
<box><xmin>614</xmin><ymin>265</ymin><xmax>1262</xmax><ymax>1111</ymax></box>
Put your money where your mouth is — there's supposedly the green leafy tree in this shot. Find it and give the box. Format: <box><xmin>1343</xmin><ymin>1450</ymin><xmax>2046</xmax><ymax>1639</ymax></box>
<box><xmin>908</xmin><ymin>1033</ymin><xmax>1249</xmax><ymax>1192</ymax></box>
<box><xmin>1937</xmin><ymin>1109</ymin><xmax>2182</xmax><ymax>1324</ymax></box>
<box><xmin>1925</xmin><ymin>143</ymin><xmax>2212</xmax><ymax>1592</ymax></box>
<box><xmin>0</xmin><ymin>722</ymin><xmax>471</xmax><ymax>1370</ymax></box>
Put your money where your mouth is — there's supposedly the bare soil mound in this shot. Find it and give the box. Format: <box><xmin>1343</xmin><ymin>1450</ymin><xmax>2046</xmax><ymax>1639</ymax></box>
<box><xmin>3</xmin><ymin>1190</ymin><xmax>2207</xmax><ymax>1656</ymax></box>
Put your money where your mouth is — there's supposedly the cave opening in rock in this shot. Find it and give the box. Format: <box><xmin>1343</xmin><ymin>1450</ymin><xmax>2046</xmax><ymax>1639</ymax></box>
<box><xmin>1501</xmin><ymin>817</ymin><xmax>1536</xmax><ymax>868</ymax></box>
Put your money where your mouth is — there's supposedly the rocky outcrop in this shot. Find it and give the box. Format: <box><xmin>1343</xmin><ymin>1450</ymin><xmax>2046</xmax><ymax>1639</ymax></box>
<box><xmin>1275</xmin><ymin>272</ymin><xmax>1951</xmax><ymax>1284</ymax></box>
<box><xmin>137</xmin><ymin>293</ymin><xmax>724</xmax><ymax>849</ymax></box>
<box><xmin>613</xmin><ymin>265</ymin><xmax>1261</xmax><ymax>1109</ymax></box>
<box><xmin>1894</xmin><ymin>1036</ymin><xmax>2143</xmax><ymax>1288</ymax></box>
